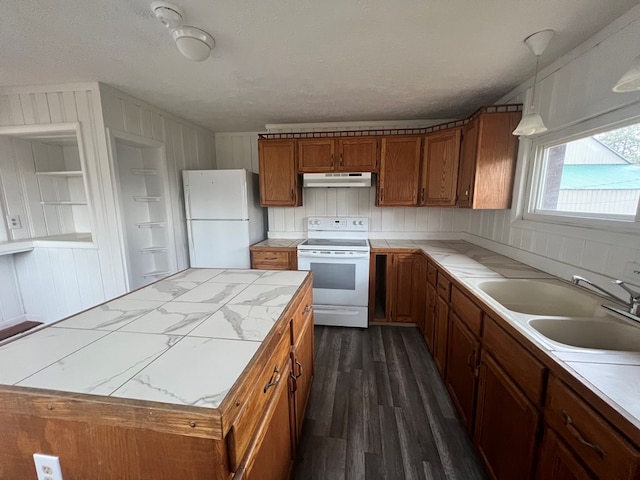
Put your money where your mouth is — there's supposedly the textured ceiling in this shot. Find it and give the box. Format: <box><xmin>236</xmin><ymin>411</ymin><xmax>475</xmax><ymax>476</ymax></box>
<box><xmin>1</xmin><ymin>1</ymin><xmax>639</xmax><ymax>132</ymax></box>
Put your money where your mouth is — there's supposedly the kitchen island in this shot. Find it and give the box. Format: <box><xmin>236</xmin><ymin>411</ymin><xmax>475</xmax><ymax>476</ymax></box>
<box><xmin>0</xmin><ymin>268</ymin><xmax>313</xmax><ymax>480</ymax></box>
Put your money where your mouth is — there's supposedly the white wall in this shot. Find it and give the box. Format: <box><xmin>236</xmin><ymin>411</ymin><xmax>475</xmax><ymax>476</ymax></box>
<box><xmin>0</xmin><ymin>83</ymin><xmax>216</xmax><ymax>324</ymax></box>
<box><xmin>467</xmin><ymin>5</ymin><xmax>640</xmax><ymax>286</ymax></box>
<box><xmin>99</xmin><ymin>84</ymin><xmax>216</xmax><ymax>275</ymax></box>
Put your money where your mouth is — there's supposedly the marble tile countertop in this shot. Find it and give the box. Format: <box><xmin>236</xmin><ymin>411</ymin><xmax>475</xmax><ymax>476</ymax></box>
<box><xmin>0</xmin><ymin>268</ymin><xmax>310</xmax><ymax>410</ymax></box>
<box><xmin>251</xmin><ymin>238</ymin><xmax>305</xmax><ymax>248</ymax></box>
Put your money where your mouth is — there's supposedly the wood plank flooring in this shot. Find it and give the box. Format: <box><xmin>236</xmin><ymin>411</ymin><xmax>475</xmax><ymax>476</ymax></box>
<box><xmin>293</xmin><ymin>325</ymin><xmax>485</xmax><ymax>480</ymax></box>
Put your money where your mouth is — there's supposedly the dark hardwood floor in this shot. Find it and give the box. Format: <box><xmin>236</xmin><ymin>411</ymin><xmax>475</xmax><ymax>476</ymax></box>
<box><xmin>293</xmin><ymin>325</ymin><xmax>485</xmax><ymax>480</ymax></box>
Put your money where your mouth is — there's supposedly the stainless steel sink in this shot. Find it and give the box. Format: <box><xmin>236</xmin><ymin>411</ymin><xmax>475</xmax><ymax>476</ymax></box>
<box><xmin>528</xmin><ymin>317</ymin><xmax>640</xmax><ymax>352</ymax></box>
<box><xmin>476</xmin><ymin>279</ymin><xmax>601</xmax><ymax>316</ymax></box>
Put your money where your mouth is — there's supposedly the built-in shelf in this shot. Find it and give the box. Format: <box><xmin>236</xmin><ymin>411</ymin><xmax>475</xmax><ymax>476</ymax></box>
<box><xmin>40</xmin><ymin>201</ymin><xmax>88</xmax><ymax>206</ymax></box>
<box><xmin>142</xmin><ymin>270</ymin><xmax>169</xmax><ymax>278</ymax></box>
<box><xmin>140</xmin><ymin>247</ymin><xmax>168</xmax><ymax>254</ymax></box>
<box><xmin>130</xmin><ymin>169</ymin><xmax>158</xmax><ymax>175</ymax></box>
<box><xmin>133</xmin><ymin>196</ymin><xmax>162</xmax><ymax>202</ymax></box>
<box><xmin>136</xmin><ymin>222</ymin><xmax>166</xmax><ymax>229</ymax></box>
<box><xmin>35</xmin><ymin>170</ymin><xmax>83</xmax><ymax>177</ymax></box>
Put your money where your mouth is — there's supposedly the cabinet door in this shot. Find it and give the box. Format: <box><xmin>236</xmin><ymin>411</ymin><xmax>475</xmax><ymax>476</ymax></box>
<box><xmin>474</xmin><ymin>352</ymin><xmax>539</xmax><ymax>480</ymax></box>
<box><xmin>337</xmin><ymin>137</ymin><xmax>378</xmax><ymax>172</ymax></box>
<box><xmin>536</xmin><ymin>428</ymin><xmax>594</xmax><ymax>480</ymax></box>
<box><xmin>424</xmin><ymin>282</ymin><xmax>437</xmax><ymax>352</ymax></box>
<box><xmin>378</xmin><ymin>136</ymin><xmax>422</xmax><ymax>206</ymax></box>
<box><xmin>421</xmin><ymin>129</ymin><xmax>461</xmax><ymax>206</ymax></box>
<box><xmin>445</xmin><ymin>312</ymin><xmax>480</xmax><ymax>434</ymax></box>
<box><xmin>388</xmin><ymin>253</ymin><xmax>416</xmax><ymax>323</ymax></box>
<box><xmin>258</xmin><ymin>140</ymin><xmax>300</xmax><ymax>206</ymax></box>
<box><xmin>297</xmin><ymin>139</ymin><xmax>335</xmax><ymax>173</ymax></box>
<box><xmin>472</xmin><ymin>112</ymin><xmax>521</xmax><ymax>209</ymax></box>
<box><xmin>456</xmin><ymin>120</ymin><xmax>478</xmax><ymax>208</ymax></box>
<box><xmin>433</xmin><ymin>296</ymin><xmax>449</xmax><ymax>376</ymax></box>
<box><xmin>292</xmin><ymin>318</ymin><xmax>314</xmax><ymax>441</ymax></box>
<box><xmin>237</xmin><ymin>362</ymin><xmax>295</xmax><ymax>480</ymax></box>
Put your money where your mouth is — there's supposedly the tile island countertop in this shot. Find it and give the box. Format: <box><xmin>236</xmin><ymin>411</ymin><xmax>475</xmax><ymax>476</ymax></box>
<box><xmin>0</xmin><ymin>268</ymin><xmax>310</xmax><ymax>410</ymax></box>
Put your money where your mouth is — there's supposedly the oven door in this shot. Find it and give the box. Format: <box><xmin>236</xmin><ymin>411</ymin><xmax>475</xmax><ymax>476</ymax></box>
<box><xmin>297</xmin><ymin>250</ymin><xmax>369</xmax><ymax>307</ymax></box>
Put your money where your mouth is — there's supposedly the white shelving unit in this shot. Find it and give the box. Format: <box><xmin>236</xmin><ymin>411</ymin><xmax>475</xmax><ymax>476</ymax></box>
<box><xmin>109</xmin><ymin>130</ymin><xmax>177</xmax><ymax>291</ymax></box>
<box><xmin>0</xmin><ymin>123</ymin><xmax>94</xmax><ymax>243</ymax></box>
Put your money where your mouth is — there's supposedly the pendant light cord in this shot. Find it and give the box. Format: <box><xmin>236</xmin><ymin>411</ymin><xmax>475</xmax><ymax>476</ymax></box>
<box><xmin>530</xmin><ymin>54</ymin><xmax>541</xmax><ymax>112</ymax></box>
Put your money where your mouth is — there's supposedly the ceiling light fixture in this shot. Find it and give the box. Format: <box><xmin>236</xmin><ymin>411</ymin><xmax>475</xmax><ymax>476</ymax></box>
<box><xmin>613</xmin><ymin>54</ymin><xmax>640</xmax><ymax>92</ymax></box>
<box><xmin>172</xmin><ymin>27</ymin><xmax>215</xmax><ymax>62</ymax></box>
<box><xmin>512</xmin><ymin>29</ymin><xmax>555</xmax><ymax>137</ymax></box>
<box><xmin>151</xmin><ymin>1</ymin><xmax>184</xmax><ymax>29</ymax></box>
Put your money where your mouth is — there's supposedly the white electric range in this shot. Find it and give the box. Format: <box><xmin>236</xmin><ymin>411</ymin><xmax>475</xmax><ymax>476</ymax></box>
<box><xmin>297</xmin><ymin>217</ymin><xmax>370</xmax><ymax>328</ymax></box>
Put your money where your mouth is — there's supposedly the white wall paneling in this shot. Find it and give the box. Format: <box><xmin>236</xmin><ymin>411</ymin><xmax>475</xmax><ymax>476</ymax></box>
<box><xmin>0</xmin><ymin>83</ymin><xmax>217</xmax><ymax>324</ymax></box>
<box><xmin>99</xmin><ymin>84</ymin><xmax>217</xmax><ymax>276</ymax></box>
<box><xmin>0</xmin><ymin>256</ymin><xmax>23</xmax><ymax>327</ymax></box>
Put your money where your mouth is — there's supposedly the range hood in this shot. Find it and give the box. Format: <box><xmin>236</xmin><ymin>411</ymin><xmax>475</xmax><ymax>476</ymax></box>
<box><xmin>303</xmin><ymin>172</ymin><xmax>372</xmax><ymax>188</ymax></box>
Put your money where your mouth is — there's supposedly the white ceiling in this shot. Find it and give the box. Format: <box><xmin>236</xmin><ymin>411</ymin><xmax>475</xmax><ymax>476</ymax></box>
<box><xmin>1</xmin><ymin>1</ymin><xmax>639</xmax><ymax>132</ymax></box>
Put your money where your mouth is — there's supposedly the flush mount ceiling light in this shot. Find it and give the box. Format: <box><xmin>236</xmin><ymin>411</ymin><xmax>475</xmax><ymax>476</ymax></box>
<box><xmin>151</xmin><ymin>1</ymin><xmax>184</xmax><ymax>29</ymax></box>
<box><xmin>613</xmin><ymin>54</ymin><xmax>640</xmax><ymax>92</ymax></box>
<box><xmin>513</xmin><ymin>29</ymin><xmax>555</xmax><ymax>137</ymax></box>
<box><xmin>172</xmin><ymin>26</ymin><xmax>215</xmax><ymax>62</ymax></box>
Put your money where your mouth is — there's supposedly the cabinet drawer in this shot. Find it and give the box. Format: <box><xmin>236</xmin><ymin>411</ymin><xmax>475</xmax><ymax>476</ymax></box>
<box><xmin>450</xmin><ymin>286</ymin><xmax>482</xmax><ymax>337</ymax></box>
<box><xmin>251</xmin><ymin>250</ymin><xmax>290</xmax><ymax>265</ymax></box>
<box><xmin>291</xmin><ymin>283</ymin><xmax>313</xmax><ymax>346</ymax></box>
<box><xmin>483</xmin><ymin>315</ymin><xmax>546</xmax><ymax>405</ymax></box>
<box><xmin>436</xmin><ymin>274</ymin><xmax>451</xmax><ymax>301</ymax></box>
<box><xmin>227</xmin><ymin>331</ymin><xmax>292</xmax><ymax>470</ymax></box>
<box><xmin>427</xmin><ymin>262</ymin><xmax>438</xmax><ymax>286</ymax></box>
<box><xmin>546</xmin><ymin>376</ymin><xmax>640</xmax><ymax>480</ymax></box>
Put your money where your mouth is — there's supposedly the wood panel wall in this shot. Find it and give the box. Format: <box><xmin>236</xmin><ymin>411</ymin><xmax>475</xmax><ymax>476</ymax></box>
<box><xmin>0</xmin><ymin>83</ymin><xmax>216</xmax><ymax>325</ymax></box>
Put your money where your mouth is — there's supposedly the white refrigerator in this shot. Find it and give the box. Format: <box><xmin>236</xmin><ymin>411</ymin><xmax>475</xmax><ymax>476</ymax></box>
<box><xmin>183</xmin><ymin>169</ymin><xmax>266</xmax><ymax>268</ymax></box>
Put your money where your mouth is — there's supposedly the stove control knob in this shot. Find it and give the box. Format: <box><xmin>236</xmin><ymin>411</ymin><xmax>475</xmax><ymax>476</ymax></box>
<box><xmin>352</xmin><ymin>221</ymin><xmax>357</xmax><ymax>225</ymax></box>
<box><xmin>358</xmin><ymin>221</ymin><xmax>364</xmax><ymax>225</ymax></box>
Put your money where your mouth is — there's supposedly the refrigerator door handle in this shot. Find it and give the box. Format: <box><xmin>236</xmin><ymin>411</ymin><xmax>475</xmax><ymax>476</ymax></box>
<box><xmin>184</xmin><ymin>185</ymin><xmax>191</xmax><ymax>219</ymax></box>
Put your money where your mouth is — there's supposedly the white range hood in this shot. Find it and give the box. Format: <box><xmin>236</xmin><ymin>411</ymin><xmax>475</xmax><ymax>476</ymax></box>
<box><xmin>303</xmin><ymin>172</ymin><xmax>372</xmax><ymax>188</ymax></box>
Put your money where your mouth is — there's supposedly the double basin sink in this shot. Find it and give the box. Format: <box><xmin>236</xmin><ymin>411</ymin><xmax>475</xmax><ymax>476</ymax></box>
<box><xmin>474</xmin><ymin>279</ymin><xmax>640</xmax><ymax>352</ymax></box>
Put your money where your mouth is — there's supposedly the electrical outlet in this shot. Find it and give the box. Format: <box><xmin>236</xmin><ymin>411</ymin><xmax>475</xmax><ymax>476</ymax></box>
<box><xmin>623</xmin><ymin>262</ymin><xmax>640</xmax><ymax>284</ymax></box>
<box><xmin>33</xmin><ymin>453</ymin><xmax>64</xmax><ymax>480</ymax></box>
<box><xmin>7</xmin><ymin>214</ymin><xmax>22</xmax><ymax>229</ymax></box>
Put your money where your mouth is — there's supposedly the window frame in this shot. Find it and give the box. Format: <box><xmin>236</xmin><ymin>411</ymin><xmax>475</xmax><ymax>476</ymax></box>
<box><xmin>523</xmin><ymin>107</ymin><xmax>640</xmax><ymax>233</ymax></box>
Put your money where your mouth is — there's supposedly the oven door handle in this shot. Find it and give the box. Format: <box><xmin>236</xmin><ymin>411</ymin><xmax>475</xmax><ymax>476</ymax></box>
<box><xmin>297</xmin><ymin>251</ymin><xmax>370</xmax><ymax>259</ymax></box>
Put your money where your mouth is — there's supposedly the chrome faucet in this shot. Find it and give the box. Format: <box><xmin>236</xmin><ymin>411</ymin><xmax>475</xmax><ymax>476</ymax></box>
<box><xmin>572</xmin><ymin>275</ymin><xmax>640</xmax><ymax>316</ymax></box>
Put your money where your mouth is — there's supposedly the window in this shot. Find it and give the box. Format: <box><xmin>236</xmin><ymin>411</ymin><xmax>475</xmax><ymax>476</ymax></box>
<box><xmin>530</xmin><ymin>120</ymin><xmax>640</xmax><ymax>225</ymax></box>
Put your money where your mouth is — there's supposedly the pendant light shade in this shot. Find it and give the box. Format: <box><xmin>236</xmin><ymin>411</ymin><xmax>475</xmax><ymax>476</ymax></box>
<box><xmin>512</xmin><ymin>107</ymin><xmax>548</xmax><ymax>136</ymax></box>
<box><xmin>512</xmin><ymin>29</ymin><xmax>555</xmax><ymax>137</ymax></box>
<box><xmin>613</xmin><ymin>54</ymin><xmax>640</xmax><ymax>92</ymax></box>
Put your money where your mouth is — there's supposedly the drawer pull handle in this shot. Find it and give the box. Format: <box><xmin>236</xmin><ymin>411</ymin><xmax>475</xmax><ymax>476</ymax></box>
<box><xmin>302</xmin><ymin>304</ymin><xmax>312</xmax><ymax>314</ymax></box>
<box><xmin>295</xmin><ymin>359</ymin><xmax>303</xmax><ymax>378</ymax></box>
<box><xmin>290</xmin><ymin>372</ymin><xmax>298</xmax><ymax>392</ymax></box>
<box><xmin>563</xmin><ymin>412</ymin><xmax>605</xmax><ymax>458</ymax></box>
<box><xmin>467</xmin><ymin>350</ymin><xmax>476</xmax><ymax>370</ymax></box>
<box><xmin>264</xmin><ymin>256</ymin><xmax>277</xmax><ymax>260</ymax></box>
<box><xmin>263</xmin><ymin>365</ymin><xmax>281</xmax><ymax>393</ymax></box>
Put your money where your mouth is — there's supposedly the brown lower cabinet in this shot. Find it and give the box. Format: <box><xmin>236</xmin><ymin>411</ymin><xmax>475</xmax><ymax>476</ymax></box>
<box><xmin>433</xmin><ymin>295</ymin><xmax>449</xmax><ymax>375</ymax></box>
<box><xmin>536</xmin><ymin>428</ymin><xmax>595</xmax><ymax>480</ymax></box>
<box><xmin>250</xmin><ymin>246</ymin><xmax>298</xmax><ymax>270</ymax></box>
<box><xmin>445</xmin><ymin>312</ymin><xmax>480</xmax><ymax>434</ymax></box>
<box><xmin>424</xmin><ymin>281</ymin><xmax>437</xmax><ymax>350</ymax></box>
<box><xmin>234</xmin><ymin>360</ymin><xmax>295</xmax><ymax>480</ymax></box>
<box><xmin>474</xmin><ymin>352</ymin><xmax>540</xmax><ymax>480</ymax></box>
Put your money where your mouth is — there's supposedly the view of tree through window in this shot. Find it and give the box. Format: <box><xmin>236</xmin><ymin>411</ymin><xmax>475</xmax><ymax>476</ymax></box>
<box><xmin>537</xmin><ymin>122</ymin><xmax>640</xmax><ymax>219</ymax></box>
<box><xmin>595</xmin><ymin>125</ymin><xmax>640</xmax><ymax>166</ymax></box>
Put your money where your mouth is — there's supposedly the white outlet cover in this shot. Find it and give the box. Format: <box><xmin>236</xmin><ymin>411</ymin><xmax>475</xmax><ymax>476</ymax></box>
<box><xmin>33</xmin><ymin>453</ymin><xmax>64</xmax><ymax>480</ymax></box>
<box><xmin>623</xmin><ymin>261</ymin><xmax>640</xmax><ymax>284</ymax></box>
<box><xmin>7</xmin><ymin>214</ymin><xmax>21</xmax><ymax>229</ymax></box>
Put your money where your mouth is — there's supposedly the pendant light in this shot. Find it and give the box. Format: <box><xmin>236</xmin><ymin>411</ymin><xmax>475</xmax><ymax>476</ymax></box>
<box><xmin>613</xmin><ymin>54</ymin><xmax>640</xmax><ymax>92</ymax></box>
<box><xmin>513</xmin><ymin>29</ymin><xmax>555</xmax><ymax>137</ymax></box>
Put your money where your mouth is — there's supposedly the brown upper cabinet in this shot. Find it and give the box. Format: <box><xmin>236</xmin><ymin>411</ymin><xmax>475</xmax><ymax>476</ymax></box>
<box><xmin>457</xmin><ymin>111</ymin><xmax>521</xmax><ymax>209</ymax></box>
<box><xmin>377</xmin><ymin>136</ymin><xmax>422</xmax><ymax>206</ymax></box>
<box><xmin>420</xmin><ymin>128</ymin><xmax>461</xmax><ymax>206</ymax></box>
<box><xmin>258</xmin><ymin>139</ymin><xmax>302</xmax><ymax>207</ymax></box>
<box><xmin>297</xmin><ymin>137</ymin><xmax>378</xmax><ymax>173</ymax></box>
